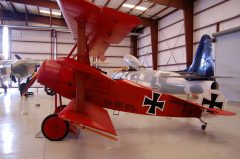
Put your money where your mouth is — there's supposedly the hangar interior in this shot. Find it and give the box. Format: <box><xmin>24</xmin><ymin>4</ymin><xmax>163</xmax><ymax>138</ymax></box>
<box><xmin>0</xmin><ymin>0</ymin><xmax>240</xmax><ymax>159</ymax></box>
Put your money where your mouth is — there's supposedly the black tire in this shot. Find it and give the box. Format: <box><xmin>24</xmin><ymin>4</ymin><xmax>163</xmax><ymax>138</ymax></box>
<box><xmin>41</xmin><ymin>114</ymin><xmax>69</xmax><ymax>141</ymax></box>
<box><xmin>201</xmin><ymin>124</ymin><xmax>207</xmax><ymax>130</ymax></box>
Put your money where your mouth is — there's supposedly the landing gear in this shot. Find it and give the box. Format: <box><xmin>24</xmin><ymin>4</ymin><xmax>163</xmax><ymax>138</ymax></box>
<box><xmin>199</xmin><ymin>118</ymin><xmax>207</xmax><ymax>130</ymax></box>
<box><xmin>41</xmin><ymin>114</ymin><xmax>69</xmax><ymax>141</ymax></box>
<box><xmin>54</xmin><ymin>105</ymin><xmax>66</xmax><ymax>114</ymax></box>
<box><xmin>201</xmin><ymin>124</ymin><xmax>207</xmax><ymax>130</ymax></box>
<box><xmin>45</xmin><ymin>86</ymin><xmax>55</xmax><ymax>96</ymax></box>
<box><xmin>2</xmin><ymin>84</ymin><xmax>7</xmax><ymax>94</ymax></box>
<box><xmin>19</xmin><ymin>83</ymin><xmax>34</xmax><ymax>96</ymax></box>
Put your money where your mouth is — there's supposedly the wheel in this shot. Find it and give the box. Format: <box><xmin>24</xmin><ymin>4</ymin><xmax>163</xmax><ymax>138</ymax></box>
<box><xmin>201</xmin><ymin>124</ymin><xmax>207</xmax><ymax>130</ymax></box>
<box><xmin>54</xmin><ymin>105</ymin><xmax>67</xmax><ymax>114</ymax></box>
<box><xmin>41</xmin><ymin>114</ymin><xmax>69</xmax><ymax>141</ymax></box>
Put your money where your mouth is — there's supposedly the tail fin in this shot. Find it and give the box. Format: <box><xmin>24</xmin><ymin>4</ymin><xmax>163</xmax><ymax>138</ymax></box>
<box><xmin>186</xmin><ymin>34</ymin><xmax>214</xmax><ymax>77</ymax></box>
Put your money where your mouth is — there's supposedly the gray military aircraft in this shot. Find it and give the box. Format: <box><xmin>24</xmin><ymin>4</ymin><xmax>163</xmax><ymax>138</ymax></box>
<box><xmin>112</xmin><ymin>35</ymin><xmax>227</xmax><ymax>108</ymax></box>
<box><xmin>10</xmin><ymin>55</ymin><xmax>42</xmax><ymax>95</ymax></box>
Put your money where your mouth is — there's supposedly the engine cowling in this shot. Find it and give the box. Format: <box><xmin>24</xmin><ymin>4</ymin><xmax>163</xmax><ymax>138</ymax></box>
<box><xmin>37</xmin><ymin>59</ymin><xmax>76</xmax><ymax>99</ymax></box>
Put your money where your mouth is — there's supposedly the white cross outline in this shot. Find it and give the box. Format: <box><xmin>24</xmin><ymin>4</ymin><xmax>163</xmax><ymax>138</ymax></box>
<box><xmin>142</xmin><ymin>92</ymin><xmax>165</xmax><ymax>115</ymax></box>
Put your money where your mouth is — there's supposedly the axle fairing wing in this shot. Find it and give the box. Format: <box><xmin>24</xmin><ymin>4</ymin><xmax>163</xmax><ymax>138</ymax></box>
<box><xmin>58</xmin><ymin>99</ymin><xmax>117</xmax><ymax>138</ymax></box>
<box><xmin>57</xmin><ymin>0</ymin><xmax>140</xmax><ymax>60</ymax></box>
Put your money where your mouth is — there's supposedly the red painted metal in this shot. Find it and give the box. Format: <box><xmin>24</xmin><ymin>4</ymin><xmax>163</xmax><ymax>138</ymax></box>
<box><xmin>67</xmin><ymin>43</ymin><xmax>77</xmax><ymax>58</ymax></box>
<box><xmin>57</xmin><ymin>0</ymin><xmax>140</xmax><ymax>60</ymax></box>
<box><xmin>23</xmin><ymin>0</ymin><xmax>236</xmax><ymax>139</ymax></box>
<box><xmin>42</xmin><ymin>114</ymin><xmax>69</xmax><ymax>141</ymax></box>
<box><xmin>59</xmin><ymin>99</ymin><xmax>116</xmax><ymax>135</ymax></box>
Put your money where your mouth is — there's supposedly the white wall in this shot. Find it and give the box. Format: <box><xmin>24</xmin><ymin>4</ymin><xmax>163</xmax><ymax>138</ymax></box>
<box><xmin>10</xmin><ymin>29</ymin><xmax>51</xmax><ymax>60</ymax></box>
<box><xmin>8</xmin><ymin>28</ymin><xmax>131</xmax><ymax>87</ymax></box>
<box><xmin>0</xmin><ymin>27</ymin><xmax>2</xmax><ymax>55</ymax></box>
<box><xmin>98</xmin><ymin>36</ymin><xmax>131</xmax><ymax>75</ymax></box>
<box><xmin>138</xmin><ymin>0</ymin><xmax>240</xmax><ymax>71</ymax></box>
<box><xmin>215</xmin><ymin>30</ymin><xmax>240</xmax><ymax>101</ymax></box>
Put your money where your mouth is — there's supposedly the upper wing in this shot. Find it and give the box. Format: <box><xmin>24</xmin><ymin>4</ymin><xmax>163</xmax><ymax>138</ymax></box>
<box><xmin>57</xmin><ymin>0</ymin><xmax>140</xmax><ymax>60</ymax></box>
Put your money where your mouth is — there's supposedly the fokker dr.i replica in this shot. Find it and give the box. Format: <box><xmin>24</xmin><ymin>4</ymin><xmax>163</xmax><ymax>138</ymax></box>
<box><xmin>22</xmin><ymin>0</ymin><xmax>236</xmax><ymax>141</ymax></box>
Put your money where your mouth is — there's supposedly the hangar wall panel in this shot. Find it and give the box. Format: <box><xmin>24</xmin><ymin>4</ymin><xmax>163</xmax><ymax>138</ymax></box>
<box><xmin>10</xmin><ymin>29</ymin><xmax>51</xmax><ymax>59</ymax></box>
<box><xmin>98</xmin><ymin>37</ymin><xmax>131</xmax><ymax>75</ymax></box>
<box><xmin>0</xmin><ymin>27</ymin><xmax>2</xmax><ymax>55</ymax></box>
<box><xmin>215</xmin><ymin>30</ymin><xmax>240</xmax><ymax>102</ymax></box>
<box><xmin>137</xmin><ymin>0</ymin><xmax>240</xmax><ymax>72</ymax></box>
<box><xmin>56</xmin><ymin>31</ymin><xmax>76</xmax><ymax>58</ymax></box>
<box><xmin>10</xmin><ymin>29</ymin><xmax>51</xmax><ymax>87</ymax></box>
<box><xmin>9</xmin><ymin>29</ymin><xmax>131</xmax><ymax>88</ymax></box>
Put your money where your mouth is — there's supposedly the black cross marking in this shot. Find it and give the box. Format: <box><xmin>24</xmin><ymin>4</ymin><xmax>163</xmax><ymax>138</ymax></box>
<box><xmin>202</xmin><ymin>93</ymin><xmax>223</xmax><ymax>109</ymax></box>
<box><xmin>143</xmin><ymin>92</ymin><xmax>165</xmax><ymax>115</ymax></box>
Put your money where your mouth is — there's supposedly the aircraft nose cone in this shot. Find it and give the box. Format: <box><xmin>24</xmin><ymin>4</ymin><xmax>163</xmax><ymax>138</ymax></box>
<box><xmin>38</xmin><ymin>60</ymin><xmax>61</xmax><ymax>90</ymax></box>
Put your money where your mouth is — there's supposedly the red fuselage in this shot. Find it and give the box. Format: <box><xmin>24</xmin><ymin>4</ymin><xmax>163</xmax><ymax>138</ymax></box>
<box><xmin>37</xmin><ymin>58</ymin><xmax>203</xmax><ymax>118</ymax></box>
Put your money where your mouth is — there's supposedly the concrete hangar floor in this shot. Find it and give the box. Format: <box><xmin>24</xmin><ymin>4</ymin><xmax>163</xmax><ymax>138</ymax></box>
<box><xmin>0</xmin><ymin>88</ymin><xmax>240</xmax><ymax>159</ymax></box>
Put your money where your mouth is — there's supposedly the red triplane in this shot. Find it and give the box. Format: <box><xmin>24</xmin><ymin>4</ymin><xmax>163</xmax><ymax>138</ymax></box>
<box><xmin>23</xmin><ymin>0</ymin><xmax>235</xmax><ymax>141</ymax></box>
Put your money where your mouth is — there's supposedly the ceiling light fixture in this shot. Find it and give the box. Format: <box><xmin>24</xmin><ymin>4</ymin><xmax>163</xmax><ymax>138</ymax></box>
<box><xmin>122</xmin><ymin>4</ymin><xmax>134</xmax><ymax>8</ymax></box>
<box><xmin>135</xmin><ymin>6</ymin><xmax>147</xmax><ymax>11</ymax></box>
<box><xmin>122</xmin><ymin>3</ymin><xmax>147</xmax><ymax>11</ymax></box>
<box><xmin>40</xmin><ymin>10</ymin><xmax>61</xmax><ymax>16</ymax></box>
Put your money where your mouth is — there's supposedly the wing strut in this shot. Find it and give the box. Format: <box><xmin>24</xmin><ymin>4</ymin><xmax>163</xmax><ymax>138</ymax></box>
<box><xmin>75</xmin><ymin>21</ymin><xmax>88</xmax><ymax>112</ymax></box>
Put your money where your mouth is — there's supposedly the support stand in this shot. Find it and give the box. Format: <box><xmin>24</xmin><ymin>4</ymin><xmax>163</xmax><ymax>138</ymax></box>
<box><xmin>21</xmin><ymin>96</ymin><xmax>29</xmax><ymax>115</ymax></box>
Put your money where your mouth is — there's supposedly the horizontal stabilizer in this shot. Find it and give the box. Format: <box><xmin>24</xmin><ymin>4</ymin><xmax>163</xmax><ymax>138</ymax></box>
<box><xmin>58</xmin><ymin>99</ymin><xmax>117</xmax><ymax>139</ymax></box>
<box><xmin>195</xmin><ymin>103</ymin><xmax>236</xmax><ymax>116</ymax></box>
<box><xmin>206</xmin><ymin>108</ymin><xmax>236</xmax><ymax>116</ymax></box>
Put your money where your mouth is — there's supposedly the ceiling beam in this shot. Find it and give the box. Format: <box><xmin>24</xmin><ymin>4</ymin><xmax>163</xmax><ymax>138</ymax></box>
<box><xmin>4</xmin><ymin>1</ymin><xmax>17</xmax><ymax>13</ymax></box>
<box><xmin>138</xmin><ymin>3</ymin><xmax>156</xmax><ymax>17</ymax></box>
<box><xmin>128</xmin><ymin>0</ymin><xmax>143</xmax><ymax>14</ymax></box>
<box><xmin>24</xmin><ymin>4</ymin><xmax>28</xmax><ymax>26</ymax></box>
<box><xmin>0</xmin><ymin>2</ymin><xmax>5</xmax><ymax>10</ymax></box>
<box><xmin>150</xmin><ymin>6</ymin><xmax>169</xmax><ymax>19</ymax></box>
<box><xmin>5</xmin><ymin>0</ymin><xmax>59</xmax><ymax>9</ymax></box>
<box><xmin>151</xmin><ymin>22</ymin><xmax>158</xmax><ymax>70</ymax></box>
<box><xmin>148</xmin><ymin>0</ymin><xmax>194</xmax><ymax>11</ymax></box>
<box><xmin>147</xmin><ymin>0</ymin><xmax>184</xmax><ymax>9</ymax></box>
<box><xmin>139</xmin><ymin>17</ymin><xmax>158</xmax><ymax>27</ymax></box>
<box><xmin>6</xmin><ymin>0</ymin><xmax>154</xmax><ymax>27</ymax></box>
<box><xmin>116</xmin><ymin>0</ymin><xmax>128</xmax><ymax>10</ymax></box>
<box><xmin>104</xmin><ymin>0</ymin><xmax>111</xmax><ymax>7</ymax></box>
<box><xmin>184</xmin><ymin>1</ymin><xmax>194</xmax><ymax>67</ymax></box>
<box><xmin>131</xmin><ymin>35</ymin><xmax>138</xmax><ymax>58</ymax></box>
<box><xmin>2</xmin><ymin>10</ymin><xmax>66</xmax><ymax>26</ymax></box>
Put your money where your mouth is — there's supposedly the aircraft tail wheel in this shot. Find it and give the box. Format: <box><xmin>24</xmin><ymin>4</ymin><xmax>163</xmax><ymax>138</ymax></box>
<box><xmin>201</xmin><ymin>124</ymin><xmax>207</xmax><ymax>130</ymax></box>
<box><xmin>41</xmin><ymin>114</ymin><xmax>69</xmax><ymax>141</ymax></box>
<box><xmin>199</xmin><ymin>118</ymin><xmax>207</xmax><ymax>130</ymax></box>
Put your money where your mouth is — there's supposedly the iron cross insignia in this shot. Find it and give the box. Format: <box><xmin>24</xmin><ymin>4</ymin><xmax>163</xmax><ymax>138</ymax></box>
<box><xmin>143</xmin><ymin>92</ymin><xmax>165</xmax><ymax>115</ymax></box>
<box><xmin>202</xmin><ymin>93</ymin><xmax>223</xmax><ymax>109</ymax></box>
